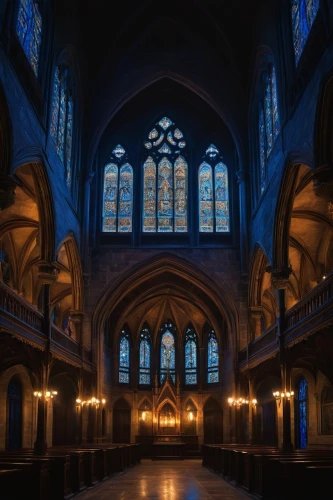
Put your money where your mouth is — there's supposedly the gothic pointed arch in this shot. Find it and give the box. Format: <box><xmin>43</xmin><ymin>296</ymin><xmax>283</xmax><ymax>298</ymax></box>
<box><xmin>92</xmin><ymin>252</ymin><xmax>238</xmax><ymax>353</ymax></box>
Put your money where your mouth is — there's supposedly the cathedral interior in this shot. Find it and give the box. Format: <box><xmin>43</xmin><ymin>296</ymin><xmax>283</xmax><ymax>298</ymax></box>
<box><xmin>1</xmin><ymin>0</ymin><xmax>333</xmax><ymax>498</ymax></box>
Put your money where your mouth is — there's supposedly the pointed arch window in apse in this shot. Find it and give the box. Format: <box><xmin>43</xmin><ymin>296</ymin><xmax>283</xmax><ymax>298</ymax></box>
<box><xmin>102</xmin><ymin>145</ymin><xmax>133</xmax><ymax>232</ymax></box>
<box><xmin>16</xmin><ymin>0</ymin><xmax>42</xmax><ymax>76</ymax></box>
<box><xmin>143</xmin><ymin>117</ymin><xmax>188</xmax><ymax>232</ymax></box>
<box><xmin>160</xmin><ymin>323</ymin><xmax>176</xmax><ymax>384</ymax></box>
<box><xmin>298</xmin><ymin>376</ymin><xmax>308</xmax><ymax>448</ymax></box>
<box><xmin>199</xmin><ymin>145</ymin><xmax>229</xmax><ymax>232</ymax></box>
<box><xmin>291</xmin><ymin>0</ymin><xmax>319</xmax><ymax>65</ymax></box>
<box><xmin>50</xmin><ymin>65</ymin><xmax>74</xmax><ymax>188</ymax></box>
<box><xmin>119</xmin><ymin>328</ymin><xmax>130</xmax><ymax>383</ymax></box>
<box><xmin>259</xmin><ymin>65</ymin><xmax>280</xmax><ymax>193</ymax></box>
<box><xmin>207</xmin><ymin>329</ymin><xmax>219</xmax><ymax>383</ymax></box>
<box><xmin>185</xmin><ymin>326</ymin><xmax>198</xmax><ymax>385</ymax></box>
<box><xmin>139</xmin><ymin>325</ymin><xmax>151</xmax><ymax>385</ymax></box>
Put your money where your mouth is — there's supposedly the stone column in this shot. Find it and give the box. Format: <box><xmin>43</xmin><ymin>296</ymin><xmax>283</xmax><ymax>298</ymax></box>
<box><xmin>69</xmin><ymin>310</ymin><xmax>85</xmax><ymax>344</ymax></box>
<box><xmin>271</xmin><ymin>268</ymin><xmax>293</xmax><ymax>451</ymax></box>
<box><xmin>34</xmin><ymin>264</ymin><xmax>58</xmax><ymax>455</ymax></box>
<box><xmin>249</xmin><ymin>306</ymin><xmax>263</xmax><ymax>340</ymax></box>
<box><xmin>247</xmin><ymin>370</ymin><xmax>256</xmax><ymax>443</ymax></box>
<box><xmin>81</xmin><ymin>171</ymin><xmax>95</xmax><ymax>273</ymax></box>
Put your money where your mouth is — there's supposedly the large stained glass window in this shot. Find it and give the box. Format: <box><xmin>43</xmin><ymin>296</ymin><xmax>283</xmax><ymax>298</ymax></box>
<box><xmin>119</xmin><ymin>327</ymin><xmax>130</xmax><ymax>383</ymax></box>
<box><xmin>160</xmin><ymin>321</ymin><xmax>176</xmax><ymax>384</ymax></box>
<box><xmin>143</xmin><ymin>117</ymin><xmax>188</xmax><ymax>232</ymax></box>
<box><xmin>102</xmin><ymin>145</ymin><xmax>133</xmax><ymax>232</ymax></box>
<box><xmin>199</xmin><ymin>145</ymin><xmax>229</xmax><ymax>232</ymax></box>
<box><xmin>16</xmin><ymin>0</ymin><xmax>42</xmax><ymax>77</ymax></box>
<box><xmin>139</xmin><ymin>324</ymin><xmax>151</xmax><ymax>385</ymax></box>
<box><xmin>291</xmin><ymin>0</ymin><xmax>319</xmax><ymax>66</ymax></box>
<box><xmin>298</xmin><ymin>376</ymin><xmax>307</xmax><ymax>448</ymax></box>
<box><xmin>258</xmin><ymin>65</ymin><xmax>280</xmax><ymax>193</ymax></box>
<box><xmin>185</xmin><ymin>325</ymin><xmax>197</xmax><ymax>385</ymax></box>
<box><xmin>50</xmin><ymin>65</ymin><xmax>74</xmax><ymax>188</ymax></box>
<box><xmin>207</xmin><ymin>329</ymin><xmax>219</xmax><ymax>383</ymax></box>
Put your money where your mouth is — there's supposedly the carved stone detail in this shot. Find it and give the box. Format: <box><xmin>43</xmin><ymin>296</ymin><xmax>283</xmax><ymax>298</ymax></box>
<box><xmin>69</xmin><ymin>311</ymin><xmax>85</xmax><ymax>324</ymax></box>
<box><xmin>38</xmin><ymin>262</ymin><xmax>59</xmax><ymax>285</ymax></box>
<box><xmin>266</xmin><ymin>266</ymin><xmax>292</xmax><ymax>290</ymax></box>
<box><xmin>0</xmin><ymin>175</ymin><xmax>17</xmax><ymax>211</ymax></box>
<box><xmin>313</xmin><ymin>167</ymin><xmax>333</xmax><ymax>203</ymax></box>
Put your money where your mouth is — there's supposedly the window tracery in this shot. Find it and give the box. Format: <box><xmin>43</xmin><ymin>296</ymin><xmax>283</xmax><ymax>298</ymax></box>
<box><xmin>207</xmin><ymin>328</ymin><xmax>219</xmax><ymax>383</ymax></box>
<box><xmin>139</xmin><ymin>324</ymin><xmax>151</xmax><ymax>385</ymax></box>
<box><xmin>16</xmin><ymin>0</ymin><xmax>42</xmax><ymax>76</ymax></box>
<box><xmin>119</xmin><ymin>327</ymin><xmax>130</xmax><ymax>383</ymax></box>
<box><xmin>184</xmin><ymin>326</ymin><xmax>198</xmax><ymax>385</ymax></box>
<box><xmin>291</xmin><ymin>0</ymin><xmax>319</xmax><ymax>65</ymax></box>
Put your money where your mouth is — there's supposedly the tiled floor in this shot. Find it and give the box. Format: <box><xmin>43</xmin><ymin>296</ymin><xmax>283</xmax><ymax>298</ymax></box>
<box><xmin>77</xmin><ymin>459</ymin><xmax>251</xmax><ymax>499</ymax></box>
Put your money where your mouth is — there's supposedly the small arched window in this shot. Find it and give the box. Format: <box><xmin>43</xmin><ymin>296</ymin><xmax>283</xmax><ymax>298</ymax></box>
<box><xmin>16</xmin><ymin>0</ymin><xmax>42</xmax><ymax>76</ymax></box>
<box><xmin>160</xmin><ymin>321</ymin><xmax>176</xmax><ymax>384</ymax></box>
<box><xmin>102</xmin><ymin>145</ymin><xmax>133</xmax><ymax>232</ymax></box>
<box><xmin>143</xmin><ymin>117</ymin><xmax>188</xmax><ymax>233</ymax></box>
<box><xmin>50</xmin><ymin>64</ymin><xmax>74</xmax><ymax>188</ymax></box>
<box><xmin>139</xmin><ymin>324</ymin><xmax>151</xmax><ymax>385</ymax></box>
<box><xmin>297</xmin><ymin>376</ymin><xmax>308</xmax><ymax>448</ymax></box>
<box><xmin>199</xmin><ymin>144</ymin><xmax>229</xmax><ymax>232</ymax></box>
<box><xmin>291</xmin><ymin>0</ymin><xmax>319</xmax><ymax>66</ymax></box>
<box><xmin>258</xmin><ymin>65</ymin><xmax>280</xmax><ymax>193</ymax></box>
<box><xmin>207</xmin><ymin>328</ymin><xmax>219</xmax><ymax>384</ymax></box>
<box><xmin>119</xmin><ymin>327</ymin><xmax>130</xmax><ymax>384</ymax></box>
<box><xmin>184</xmin><ymin>325</ymin><xmax>198</xmax><ymax>385</ymax></box>
<box><xmin>321</xmin><ymin>386</ymin><xmax>333</xmax><ymax>435</ymax></box>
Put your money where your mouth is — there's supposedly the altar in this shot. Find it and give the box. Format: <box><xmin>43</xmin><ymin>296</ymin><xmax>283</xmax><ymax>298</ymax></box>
<box><xmin>152</xmin><ymin>436</ymin><xmax>186</xmax><ymax>459</ymax></box>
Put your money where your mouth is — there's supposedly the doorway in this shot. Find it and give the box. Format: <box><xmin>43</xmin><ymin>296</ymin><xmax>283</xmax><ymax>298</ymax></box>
<box><xmin>203</xmin><ymin>398</ymin><xmax>223</xmax><ymax>444</ymax></box>
<box><xmin>113</xmin><ymin>398</ymin><xmax>131</xmax><ymax>443</ymax></box>
<box><xmin>6</xmin><ymin>377</ymin><xmax>22</xmax><ymax>450</ymax></box>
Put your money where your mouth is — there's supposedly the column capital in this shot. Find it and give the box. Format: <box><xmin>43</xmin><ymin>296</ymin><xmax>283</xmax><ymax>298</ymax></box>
<box><xmin>84</xmin><ymin>170</ymin><xmax>95</xmax><ymax>184</ymax></box>
<box><xmin>266</xmin><ymin>266</ymin><xmax>292</xmax><ymax>289</ymax></box>
<box><xmin>38</xmin><ymin>262</ymin><xmax>59</xmax><ymax>285</ymax></box>
<box><xmin>0</xmin><ymin>174</ymin><xmax>17</xmax><ymax>211</ymax></box>
<box><xmin>69</xmin><ymin>310</ymin><xmax>85</xmax><ymax>323</ymax></box>
<box><xmin>313</xmin><ymin>165</ymin><xmax>333</xmax><ymax>203</ymax></box>
<box><xmin>236</xmin><ymin>170</ymin><xmax>247</xmax><ymax>184</ymax></box>
<box><xmin>249</xmin><ymin>305</ymin><xmax>263</xmax><ymax>318</ymax></box>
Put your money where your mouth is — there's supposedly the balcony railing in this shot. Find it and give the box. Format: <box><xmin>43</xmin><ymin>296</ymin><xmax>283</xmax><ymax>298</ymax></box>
<box><xmin>0</xmin><ymin>280</ymin><xmax>43</xmax><ymax>332</ymax></box>
<box><xmin>238</xmin><ymin>323</ymin><xmax>278</xmax><ymax>365</ymax></box>
<box><xmin>285</xmin><ymin>271</ymin><xmax>333</xmax><ymax>330</ymax></box>
<box><xmin>51</xmin><ymin>324</ymin><xmax>80</xmax><ymax>356</ymax></box>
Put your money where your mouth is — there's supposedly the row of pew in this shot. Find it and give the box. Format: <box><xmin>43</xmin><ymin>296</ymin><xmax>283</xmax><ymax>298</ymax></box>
<box><xmin>202</xmin><ymin>443</ymin><xmax>333</xmax><ymax>499</ymax></box>
<box><xmin>0</xmin><ymin>443</ymin><xmax>141</xmax><ymax>500</ymax></box>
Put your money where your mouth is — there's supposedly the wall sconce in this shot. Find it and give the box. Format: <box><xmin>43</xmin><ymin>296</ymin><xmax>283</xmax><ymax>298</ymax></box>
<box><xmin>34</xmin><ymin>390</ymin><xmax>58</xmax><ymax>401</ymax></box>
<box><xmin>273</xmin><ymin>390</ymin><xmax>294</xmax><ymax>405</ymax></box>
<box><xmin>76</xmin><ymin>397</ymin><xmax>106</xmax><ymax>408</ymax></box>
<box><xmin>228</xmin><ymin>397</ymin><xmax>257</xmax><ymax>408</ymax></box>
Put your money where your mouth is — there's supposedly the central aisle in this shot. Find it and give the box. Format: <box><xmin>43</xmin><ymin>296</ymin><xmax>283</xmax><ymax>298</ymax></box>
<box><xmin>77</xmin><ymin>459</ymin><xmax>250</xmax><ymax>499</ymax></box>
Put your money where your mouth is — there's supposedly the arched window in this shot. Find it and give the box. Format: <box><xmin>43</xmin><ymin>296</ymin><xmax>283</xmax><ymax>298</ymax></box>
<box><xmin>297</xmin><ymin>376</ymin><xmax>308</xmax><ymax>448</ymax></box>
<box><xmin>139</xmin><ymin>324</ymin><xmax>151</xmax><ymax>385</ymax></box>
<box><xmin>119</xmin><ymin>327</ymin><xmax>130</xmax><ymax>383</ymax></box>
<box><xmin>258</xmin><ymin>65</ymin><xmax>280</xmax><ymax>193</ymax></box>
<box><xmin>143</xmin><ymin>117</ymin><xmax>188</xmax><ymax>233</ymax></box>
<box><xmin>184</xmin><ymin>325</ymin><xmax>198</xmax><ymax>385</ymax></box>
<box><xmin>102</xmin><ymin>145</ymin><xmax>133</xmax><ymax>232</ymax></box>
<box><xmin>160</xmin><ymin>321</ymin><xmax>176</xmax><ymax>384</ymax></box>
<box><xmin>50</xmin><ymin>64</ymin><xmax>74</xmax><ymax>188</ymax></box>
<box><xmin>291</xmin><ymin>0</ymin><xmax>319</xmax><ymax>66</ymax></box>
<box><xmin>321</xmin><ymin>386</ymin><xmax>333</xmax><ymax>435</ymax></box>
<box><xmin>199</xmin><ymin>144</ymin><xmax>229</xmax><ymax>232</ymax></box>
<box><xmin>207</xmin><ymin>328</ymin><xmax>219</xmax><ymax>383</ymax></box>
<box><xmin>16</xmin><ymin>0</ymin><xmax>42</xmax><ymax>76</ymax></box>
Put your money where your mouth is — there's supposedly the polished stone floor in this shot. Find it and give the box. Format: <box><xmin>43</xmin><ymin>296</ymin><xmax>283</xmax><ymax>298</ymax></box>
<box><xmin>77</xmin><ymin>459</ymin><xmax>251</xmax><ymax>499</ymax></box>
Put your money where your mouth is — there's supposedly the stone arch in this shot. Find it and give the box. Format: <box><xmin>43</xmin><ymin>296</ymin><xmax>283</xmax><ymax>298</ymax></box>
<box><xmin>93</xmin><ymin>252</ymin><xmax>239</xmax><ymax>354</ymax></box>
<box><xmin>0</xmin><ymin>365</ymin><xmax>36</xmax><ymax>450</ymax></box>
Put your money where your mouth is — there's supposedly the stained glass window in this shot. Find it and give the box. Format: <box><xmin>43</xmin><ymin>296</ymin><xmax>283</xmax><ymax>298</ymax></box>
<box><xmin>199</xmin><ymin>145</ymin><xmax>229</xmax><ymax>232</ymax></box>
<box><xmin>139</xmin><ymin>325</ymin><xmax>151</xmax><ymax>385</ymax></box>
<box><xmin>298</xmin><ymin>376</ymin><xmax>307</xmax><ymax>448</ymax></box>
<box><xmin>50</xmin><ymin>65</ymin><xmax>74</xmax><ymax>188</ymax></box>
<box><xmin>102</xmin><ymin>146</ymin><xmax>133</xmax><ymax>232</ymax></box>
<box><xmin>143</xmin><ymin>117</ymin><xmax>188</xmax><ymax>233</ymax></box>
<box><xmin>291</xmin><ymin>0</ymin><xmax>319</xmax><ymax>65</ymax></box>
<box><xmin>207</xmin><ymin>329</ymin><xmax>219</xmax><ymax>383</ymax></box>
<box><xmin>119</xmin><ymin>328</ymin><xmax>130</xmax><ymax>383</ymax></box>
<box><xmin>160</xmin><ymin>322</ymin><xmax>176</xmax><ymax>384</ymax></box>
<box><xmin>16</xmin><ymin>0</ymin><xmax>42</xmax><ymax>76</ymax></box>
<box><xmin>185</xmin><ymin>326</ymin><xmax>197</xmax><ymax>385</ymax></box>
<box><xmin>258</xmin><ymin>65</ymin><xmax>280</xmax><ymax>193</ymax></box>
